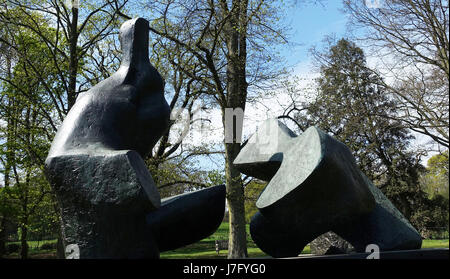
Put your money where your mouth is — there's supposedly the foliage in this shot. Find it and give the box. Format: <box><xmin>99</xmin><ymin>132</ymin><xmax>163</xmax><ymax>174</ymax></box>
<box><xmin>410</xmin><ymin>194</ymin><xmax>449</xmax><ymax>238</ymax></box>
<box><xmin>1</xmin><ymin>173</ymin><xmax>58</xmax><ymax>256</ymax></box>
<box><xmin>147</xmin><ymin>153</ymin><xmax>226</xmax><ymax>199</ymax></box>
<box><xmin>421</xmin><ymin>151</ymin><xmax>449</xmax><ymax>198</ymax></box>
<box><xmin>0</xmin><ymin>11</ymin><xmax>66</xmax><ymax>258</ymax></box>
<box><xmin>244</xmin><ymin>180</ymin><xmax>266</xmax><ymax>224</ymax></box>
<box><xmin>416</xmin><ymin>151</ymin><xmax>449</xmax><ymax>236</ymax></box>
<box><xmin>0</xmin><ymin>187</ymin><xmax>18</xmax><ymax>221</ymax></box>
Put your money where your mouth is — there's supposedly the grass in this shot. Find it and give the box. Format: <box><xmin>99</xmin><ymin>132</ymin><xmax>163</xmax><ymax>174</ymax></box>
<box><xmin>3</xmin><ymin>223</ymin><xmax>448</xmax><ymax>259</ymax></box>
<box><xmin>3</xmin><ymin>239</ymin><xmax>58</xmax><ymax>259</ymax></box>
<box><xmin>422</xmin><ymin>239</ymin><xmax>449</xmax><ymax>249</ymax></box>
<box><xmin>6</xmin><ymin>239</ymin><xmax>57</xmax><ymax>250</ymax></box>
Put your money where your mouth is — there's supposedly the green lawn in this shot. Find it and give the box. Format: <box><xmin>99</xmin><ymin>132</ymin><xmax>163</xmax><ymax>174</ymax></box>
<box><xmin>422</xmin><ymin>239</ymin><xmax>449</xmax><ymax>249</ymax></box>
<box><xmin>6</xmin><ymin>239</ymin><xmax>57</xmax><ymax>249</ymax></box>
<box><xmin>4</xmin><ymin>223</ymin><xmax>448</xmax><ymax>259</ymax></box>
<box><xmin>160</xmin><ymin>222</ymin><xmax>274</xmax><ymax>259</ymax></box>
<box><xmin>4</xmin><ymin>239</ymin><xmax>58</xmax><ymax>259</ymax></box>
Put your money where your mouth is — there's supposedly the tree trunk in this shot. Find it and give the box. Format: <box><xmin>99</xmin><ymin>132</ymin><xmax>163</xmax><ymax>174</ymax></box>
<box><xmin>56</xmin><ymin>231</ymin><xmax>65</xmax><ymax>259</ymax></box>
<box><xmin>221</xmin><ymin>0</ymin><xmax>249</xmax><ymax>259</ymax></box>
<box><xmin>0</xmin><ymin>41</ymin><xmax>13</xmax><ymax>260</ymax></box>
<box><xmin>67</xmin><ymin>6</ymin><xmax>79</xmax><ymax>110</ymax></box>
<box><xmin>51</xmin><ymin>192</ymin><xmax>66</xmax><ymax>259</ymax></box>
<box><xmin>20</xmin><ymin>225</ymin><xmax>28</xmax><ymax>259</ymax></box>
<box><xmin>0</xmin><ymin>218</ymin><xmax>5</xmax><ymax>258</ymax></box>
<box><xmin>225</xmin><ymin>142</ymin><xmax>248</xmax><ymax>258</ymax></box>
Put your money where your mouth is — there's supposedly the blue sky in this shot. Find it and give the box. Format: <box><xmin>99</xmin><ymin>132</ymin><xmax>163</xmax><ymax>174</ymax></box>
<box><xmin>280</xmin><ymin>1</ymin><xmax>349</xmax><ymax>68</ymax></box>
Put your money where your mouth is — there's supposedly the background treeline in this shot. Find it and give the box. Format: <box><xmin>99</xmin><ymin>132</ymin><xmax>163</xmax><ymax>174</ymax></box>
<box><xmin>0</xmin><ymin>0</ymin><xmax>448</xmax><ymax>259</ymax></box>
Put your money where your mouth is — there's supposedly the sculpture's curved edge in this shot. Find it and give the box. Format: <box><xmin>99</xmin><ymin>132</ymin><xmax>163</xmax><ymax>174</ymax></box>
<box><xmin>334</xmin><ymin>204</ymin><xmax>422</xmax><ymax>252</ymax></box>
<box><xmin>233</xmin><ymin>161</ymin><xmax>282</xmax><ymax>182</ymax></box>
<box><xmin>249</xmin><ymin>211</ymin><xmax>307</xmax><ymax>258</ymax></box>
<box><xmin>146</xmin><ymin>184</ymin><xmax>226</xmax><ymax>252</ymax></box>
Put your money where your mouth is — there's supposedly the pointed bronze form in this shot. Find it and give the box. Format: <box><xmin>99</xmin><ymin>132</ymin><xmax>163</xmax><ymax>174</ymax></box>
<box><xmin>333</xmin><ymin>171</ymin><xmax>422</xmax><ymax>252</ymax></box>
<box><xmin>45</xmin><ymin>18</ymin><xmax>227</xmax><ymax>258</ymax></box>
<box><xmin>45</xmin><ymin>18</ymin><xmax>170</xmax><ymax>258</ymax></box>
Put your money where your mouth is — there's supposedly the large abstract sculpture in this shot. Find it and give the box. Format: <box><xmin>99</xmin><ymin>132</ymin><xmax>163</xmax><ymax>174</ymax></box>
<box><xmin>234</xmin><ymin>119</ymin><xmax>422</xmax><ymax>258</ymax></box>
<box><xmin>45</xmin><ymin>18</ymin><xmax>225</xmax><ymax>258</ymax></box>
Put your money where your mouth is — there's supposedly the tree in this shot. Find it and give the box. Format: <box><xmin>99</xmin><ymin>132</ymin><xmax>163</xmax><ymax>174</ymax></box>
<box><xmin>0</xmin><ymin>22</ymin><xmax>62</xmax><ymax>258</ymax></box>
<box><xmin>151</xmin><ymin>157</ymin><xmax>226</xmax><ymax>198</ymax></box>
<box><xmin>421</xmin><ymin>151</ymin><xmax>449</xmax><ymax>198</ymax></box>
<box><xmin>129</xmin><ymin>0</ymin><xmax>288</xmax><ymax>258</ymax></box>
<box><xmin>244</xmin><ymin>180</ymin><xmax>265</xmax><ymax>223</ymax></box>
<box><xmin>414</xmin><ymin>151</ymin><xmax>449</xmax><ymax>237</ymax></box>
<box><xmin>343</xmin><ymin>0</ymin><xmax>449</xmax><ymax>148</ymax></box>
<box><xmin>292</xmin><ymin>38</ymin><xmax>426</xmax><ymax>222</ymax></box>
<box><xmin>0</xmin><ymin>12</ymin><xmax>14</xmax><ymax>258</ymax></box>
<box><xmin>0</xmin><ymin>0</ymin><xmax>131</xmax><ymax>258</ymax></box>
<box><xmin>0</xmin><ymin>0</ymin><xmax>129</xmax><ymax>116</ymax></box>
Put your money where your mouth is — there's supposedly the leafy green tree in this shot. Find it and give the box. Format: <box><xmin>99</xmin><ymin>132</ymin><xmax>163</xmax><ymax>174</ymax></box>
<box><xmin>5</xmin><ymin>174</ymin><xmax>55</xmax><ymax>258</ymax></box>
<box><xmin>27</xmin><ymin>194</ymin><xmax>59</xmax><ymax>244</ymax></box>
<box><xmin>421</xmin><ymin>151</ymin><xmax>449</xmax><ymax>198</ymax></box>
<box><xmin>244</xmin><ymin>180</ymin><xmax>266</xmax><ymax>224</ymax></box>
<box><xmin>0</xmin><ymin>0</ymin><xmax>129</xmax><ymax>112</ymax></box>
<box><xmin>0</xmin><ymin>16</ymin><xmax>63</xmax><ymax>259</ymax></box>
<box><xmin>415</xmin><ymin>151</ymin><xmax>449</xmax><ymax>236</ymax></box>
<box><xmin>410</xmin><ymin>194</ymin><xmax>449</xmax><ymax>238</ymax></box>
<box><xmin>0</xmin><ymin>0</ymin><xmax>130</xmax><ymax>258</ymax></box>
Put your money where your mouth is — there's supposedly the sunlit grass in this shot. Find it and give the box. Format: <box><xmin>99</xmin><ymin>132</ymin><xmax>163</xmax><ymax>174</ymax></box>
<box><xmin>422</xmin><ymin>239</ymin><xmax>449</xmax><ymax>249</ymax></box>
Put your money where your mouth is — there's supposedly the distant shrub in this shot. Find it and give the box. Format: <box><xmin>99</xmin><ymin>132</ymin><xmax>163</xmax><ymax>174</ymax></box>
<box><xmin>6</xmin><ymin>243</ymin><xmax>20</xmax><ymax>254</ymax></box>
<box><xmin>40</xmin><ymin>242</ymin><xmax>57</xmax><ymax>250</ymax></box>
